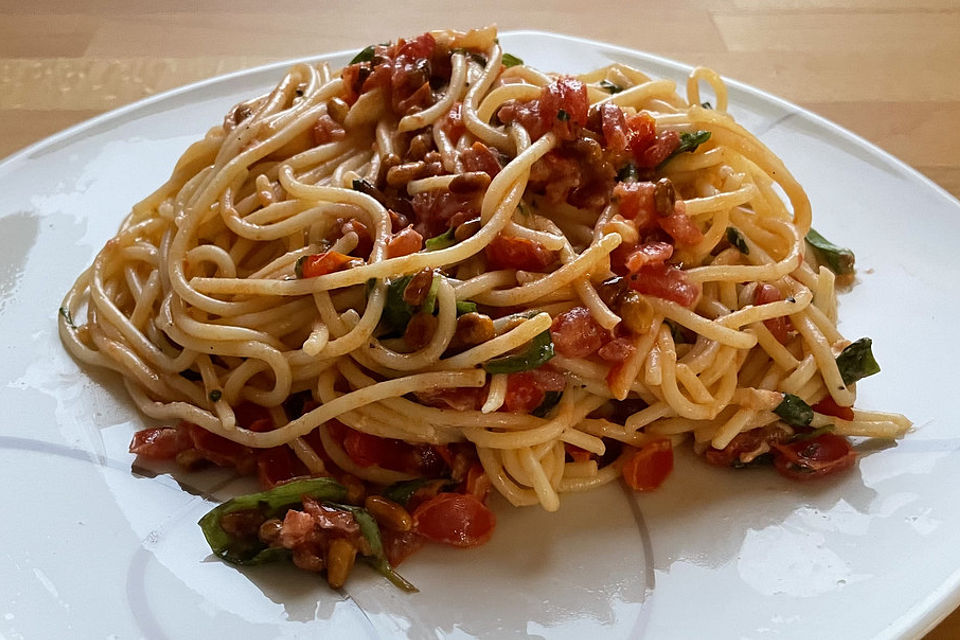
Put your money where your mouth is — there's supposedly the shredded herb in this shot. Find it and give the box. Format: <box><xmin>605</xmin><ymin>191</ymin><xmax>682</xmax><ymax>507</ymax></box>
<box><xmin>774</xmin><ymin>393</ymin><xmax>814</xmax><ymax>427</ymax></box>
<box><xmin>294</xmin><ymin>255</ymin><xmax>308</xmax><ymax>279</ymax></box>
<box><xmin>726</xmin><ymin>227</ymin><xmax>749</xmax><ymax>254</ymax></box>
<box><xmin>208</xmin><ymin>389</ymin><xmax>222</xmax><ymax>402</ymax></box>
<box><xmin>456</xmin><ymin>300</ymin><xmax>477</xmax><ymax>315</ymax></box>
<box><xmin>557</xmin><ymin>109</ymin><xmax>570</xmax><ymax>121</ymax></box>
<box><xmin>616</xmin><ymin>163</ymin><xmax>639</xmax><ymax>182</ymax></box>
<box><xmin>424</xmin><ymin>227</ymin><xmax>457</xmax><ymax>251</ymax></box>
<box><xmin>659</xmin><ymin>130</ymin><xmax>712</xmax><ymax>168</ymax></box>
<box><xmin>836</xmin><ymin>338</ymin><xmax>880</xmax><ymax>385</ymax></box>
<box><xmin>483</xmin><ymin>330</ymin><xmax>555</xmax><ymax>374</ymax></box>
<box><xmin>600</xmin><ymin>80</ymin><xmax>624</xmax><ymax>94</ymax></box>
<box><xmin>58</xmin><ymin>307</ymin><xmax>76</xmax><ymax>328</ymax></box>
<box><xmin>349</xmin><ymin>45</ymin><xmax>376</xmax><ymax>65</ymax></box>
<box><xmin>198</xmin><ymin>478</ymin><xmax>416</xmax><ymax>592</ymax></box>
<box><xmin>805</xmin><ymin>228</ymin><xmax>855</xmax><ymax>276</ymax></box>
<box><xmin>382</xmin><ymin>275</ymin><xmax>416</xmax><ymax>330</ymax></box>
<box><xmin>453</xmin><ymin>48</ymin><xmax>488</xmax><ymax>66</ymax></box>
<box><xmin>532</xmin><ymin>391</ymin><xmax>562</xmax><ymax>418</ymax></box>
<box><xmin>701</xmin><ymin>101</ymin><xmax>713</xmax><ymax>109</ymax></box>
<box><xmin>501</xmin><ymin>53</ymin><xmax>524</xmax><ymax>68</ymax></box>
<box><xmin>420</xmin><ymin>275</ymin><xmax>441</xmax><ymax>315</ymax></box>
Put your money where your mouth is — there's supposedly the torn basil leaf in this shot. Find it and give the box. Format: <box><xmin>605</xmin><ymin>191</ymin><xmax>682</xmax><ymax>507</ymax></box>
<box><xmin>349</xmin><ymin>45</ymin><xmax>376</xmax><ymax>65</ymax></box>
<box><xmin>659</xmin><ymin>130</ymin><xmax>712</xmax><ymax>167</ymax></box>
<box><xmin>532</xmin><ymin>391</ymin><xmax>562</xmax><ymax>418</ymax></box>
<box><xmin>774</xmin><ymin>393</ymin><xmax>814</xmax><ymax>427</ymax></box>
<box><xmin>483</xmin><ymin>330</ymin><xmax>555</xmax><ymax>374</ymax></box>
<box><xmin>806</xmin><ymin>228</ymin><xmax>855</xmax><ymax>276</ymax></box>
<box><xmin>198</xmin><ymin>477</ymin><xmax>348</xmax><ymax>565</ymax></box>
<box><xmin>425</xmin><ymin>227</ymin><xmax>457</xmax><ymax>251</ymax></box>
<box><xmin>836</xmin><ymin>337</ymin><xmax>880</xmax><ymax>385</ymax></box>
<box><xmin>616</xmin><ymin>163</ymin><xmax>639</xmax><ymax>182</ymax></box>
<box><xmin>600</xmin><ymin>80</ymin><xmax>623</xmax><ymax>94</ymax></box>
<box><xmin>726</xmin><ymin>227</ymin><xmax>749</xmax><ymax>254</ymax></box>
<box><xmin>501</xmin><ymin>53</ymin><xmax>524</xmax><ymax>68</ymax></box>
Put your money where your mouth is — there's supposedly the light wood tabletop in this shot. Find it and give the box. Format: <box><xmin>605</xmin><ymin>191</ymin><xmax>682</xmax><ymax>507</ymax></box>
<box><xmin>3</xmin><ymin>1</ymin><xmax>958</xmax><ymax>637</ymax></box>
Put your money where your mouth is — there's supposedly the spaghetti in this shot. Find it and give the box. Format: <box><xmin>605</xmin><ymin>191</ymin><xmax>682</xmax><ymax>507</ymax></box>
<box><xmin>59</xmin><ymin>26</ymin><xmax>910</xmax><ymax>587</ymax></box>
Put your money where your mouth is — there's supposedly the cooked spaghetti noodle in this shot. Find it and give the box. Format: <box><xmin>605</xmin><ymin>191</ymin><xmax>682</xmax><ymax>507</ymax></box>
<box><xmin>60</xmin><ymin>26</ymin><xmax>910</xmax><ymax>534</ymax></box>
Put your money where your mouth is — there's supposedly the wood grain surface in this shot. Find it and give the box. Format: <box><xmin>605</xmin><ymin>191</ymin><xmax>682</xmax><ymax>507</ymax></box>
<box><xmin>3</xmin><ymin>2</ymin><xmax>958</xmax><ymax>637</ymax></box>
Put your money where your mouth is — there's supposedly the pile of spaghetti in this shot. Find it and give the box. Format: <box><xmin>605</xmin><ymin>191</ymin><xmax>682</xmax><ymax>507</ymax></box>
<box><xmin>59</xmin><ymin>26</ymin><xmax>911</xmax><ymax>589</ymax></box>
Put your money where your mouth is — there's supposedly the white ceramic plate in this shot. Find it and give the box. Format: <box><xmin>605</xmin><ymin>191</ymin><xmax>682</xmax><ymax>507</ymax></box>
<box><xmin>1</xmin><ymin>31</ymin><xmax>957</xmax><ymax>640</ymax></box>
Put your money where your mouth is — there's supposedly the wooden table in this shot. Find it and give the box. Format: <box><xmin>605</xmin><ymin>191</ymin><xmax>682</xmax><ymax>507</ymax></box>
<box><xmin>3</xmin><ymin>2</ymin><xmax>957</xmax><ymax>637</ymax></box>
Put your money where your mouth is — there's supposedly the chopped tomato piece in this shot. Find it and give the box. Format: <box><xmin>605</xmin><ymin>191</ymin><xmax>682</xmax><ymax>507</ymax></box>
<box><xmin>772</xmin><ymin>433</ymin><xmax>856</xmax><ymax>480</ymax></box>
<box><xmin>413</xmin><ymin>493</ymin><xmax>496</xmax><ymax>547</ymax></box>
<box><xmin>382</xmin><ymin>528</ymin><xmax>425</xmax><ymax>566</ymax></box>
<box><xmin>621</xmin><ymin>439</ymin><xmax>674</xmax><ymax>491</ymax></box>
<box><xmin>600</xmin><ymin>103</ymin><xmax>629</xmax><ymax>153</ymax></box>
<box><xmin>550</xmin><ymin>306</ymin><xmax>606</xmax><ymax>358</ymax></box>
<box><xmin>502</xmin><ymin>368</ymin><xmax>564</xmax><ymax>413</ymax></box>
<box><xmin>340</xmin><ymin>426</ymin><xmax>448</xmax><ymax>476</ymax></box>
<box><xmin>461</xmin><ymin>141</ymin><xmax>501</xmax><ymax>177</ymax></box>
<box><xmin>300</xmin><ymin>251</ymin><xmax>353</xmax><ymax>278</ymax></box>
<box><xmin>485</xmin><ymin>234</ymin><xmax>557</xmax><ymax>271</ymax></box>
<box><xmin>658</xmin><ymin>203</ymin><xmax>703</xmax><ymax>247</ymax></box>
<box><xmin>754</xmin><ymin>283</ymin><xmax>794</xmax><ymax>345</ymax></box>
<box><xmin>704</xmin><ymin>424</ymin><xmax>791</xmax><ymax>467</ymax></box>
<box><xmin>129</xmin><ymin>425</ymin><xmax>188</xmax><ymax>459</ymax></box>
<box><xmin>623</xmin><ymin>241</ymin><xmax>674</xmax><ymax>272</ymax></box>
<box><xmin>410</xmin><ymin>189</ymin><xmax>478</xmax><ymax>238</ymax></box>
<box><xmin>186</xmin><ymin>423</ymin><xmax>255</xmax><ymax>472</ymax></box>
<box><xmin>312</xmin><ymin>114</ymin><xmax>346</xmax><ymax>145</ymax></box>
<box><xmin>256</xmin><ymin>446</ymin><xmax>307</xmax><ymax>489</ymax></box>
<box><xmin>637</xmin><ymin>131</ymin><xmax>680</xmax><ymax>168</ymax></box>
<box><xmin>415</xmin><ymin>387</ymin><xmax>486</xmax><ymax>411</ymax></box>
<box><xmin>597</xmin><ymin>337</ymin><xmax>635</xmax><ymax>363</ymax></box>
<box><xmin>540</xmin><ymin>76</ymin><xmax>588</xmax><ymax>140</ymax></box>
<box><xmin>441</xmin><ymin>101</ymin><xmax>466</xmax><ymax>140</ymax></box>
<box><xmin>340</xmin><ymin>218</ymin><xmax>374</xmax><ymax>259</ymax></box>
<box><xmin>565</xmin><ymin>443</ymin><xmax>593</xmax><ymax>463</ymax></box>
<box><xmin>812</xmin><ymin>396</ymin><xmax>856</xmax><ymax>422</ymax></box>
<box><xmin>613</xmin><ymin>181</ymin><xmax>657</xmax><ymax>230</ymax></box>
<box><xmin>386</xmin><ymin>226</ymin><xmax>423</xmax><ymax>258</ymax></box>
<box><xmin>465</xmin><ymin>463</ymin><xmax>492</xmax><ymax>502</ymax></box>
<box><xmin>627</xmin><ymin>263</ymin><xmax>701</xmax><ymax>307</ymax></box>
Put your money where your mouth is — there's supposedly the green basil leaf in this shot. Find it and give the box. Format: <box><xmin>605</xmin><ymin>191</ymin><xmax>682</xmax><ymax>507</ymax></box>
<box><xmin>381</xmin><ymin>275</ymin><xmax>416</xmax><ymax>330</ymax></box>
<box><xmin>726</xmin><ymin>226</ymin><xmax>749</xmax><ymax>254</ymax></box>
<box><xmin>532</xmin><ymin>391</ymin><xmax>562</xmax><ymax>418</ymax></box>
<box><xmin>556</xmin><ymin>109</ymin><xmax>570</xmax><ymax>121</ymax></box>
<box><xmin>421</xmin><ymin>275</ymin><xmax>441</xmax><ymax>315</ymax></box>
<box><xmin>456</xmin><ymin>300</ymin><xmax>477</xmax><ymax>315</ymax></box>
<box><xmin>58</xmin><ymin>306</ymin><xmax>76</xmax><ymax>328</ymax></box>
<box><xmin>616</xmin><ymin>163</ymin><xmax>639</xmax><ymax>182</ymax></box>
<box><xmin>198</xmin><ymin>477</ymin><xmax>348</xmax><ymax>565</ymax></box>
<box><xmin>659</xmin><ymin>130</ymin><xmax>712</xmax><ymax>167</ymax></box>
<box><xmin>790</xmin><ymin>424</ymin><xmax>835</xmax><ymax>443</ymax></box>
<box><xmin>425</xmin><ymin>227</ymin><xmax>457</xmax><ymax>251</ymax></box>
<box><xmin>774</xmin><ymin>393</ymin><xmax>814</xmax><ymax>427</ymax></box>
<box><xmin>501</xmin><ymin>53</ymin><xmax>524</xmax><ymax>67</ymax></box>
<box><xmin>483</xmin><ymin>330</ymin><xmax>555</xmax><ymax>374</ymax></box>
<box><xmin>328</xmin><ymin>503</ymin><xmax>418</xmax><ymax>593</ymax></box>
<box><xmin>599</xmin><ymin>80</ymin><xmax>623</xmax><ymax>94</ymax></box>
<box><xmin>805</xmin><ymin>228</ymin><xmax>855</xmax><ymax>276</ymax></box>
<box><xmin>836</xmin><ymin>337</ymin><xmax>880</xmax><ymax>385</ymax></box>
<box><xmin>349</xmin><ymin>45</ymin><xmax>376</xmax><ymax>65</ymax></box>
<box><xmin>700</xmin><ymin>101</ymin><xmax>713</xmax><ymax>109</ymax></box>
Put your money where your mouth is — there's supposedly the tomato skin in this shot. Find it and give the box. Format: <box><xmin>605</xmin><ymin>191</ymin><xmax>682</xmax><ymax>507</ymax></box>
<box><xmin>621</xmin><ymin>439</ymin><xmax>674</xmax><ymax>491</ymax></box>
<box><xmin>550</xmin><ymin>306</ymin><xmax>606</xmax><ymax>358</ymax></box>
<box><xmin>812</xmin><ymin>396</ymin><xmax>855</xmax><ymax>422</ymax></box>
<box><xmin>754</xmin><ymin>283</ymin><xmax>794</xmax><ymax>345</ymax></box>
<box><xmin>129</xmin><ymin>426</ymin><xmax>188</xmax><ymax>459</ymax></box>
<box><xmin>627</xmin><ymin>263</ymin><xmax>701</xmax><ymax>308</ymax></box>
<box><xmin>301</xmin><ymin>251</ymin><xmax>353</xmax><ymax>278</ymax></box>
<box><xmin>464</xmin><ymin>463</ymin><xmax>492</xmax><ymax>502</ymax></box>
<box><xmin>256</xmin><ymin>446</ymin><xmax>307</xmax><ymax>489</ymax></box>
<box><xmin>772</xmin><ymin>433</ymin><xmax>856</xmax><ymax>480</ymax></box>
<box><xmin>412</xmin><ymin>493</ymin><xmax>496</xmax><ymax>547</ymax></box>
<box><xmin>623</xmin><ymin>241</ymin><xmax>674</xmax><ymax>272</ymax></box>
<box><xmin>658</xmin><ymin>204</ymin><xmax>703</xmax><ymax>247</ymax></box>
<box><xmin>485</xmin><ymin>234</ymin><xmax>557</xmax><ymax>271</ymax></box>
